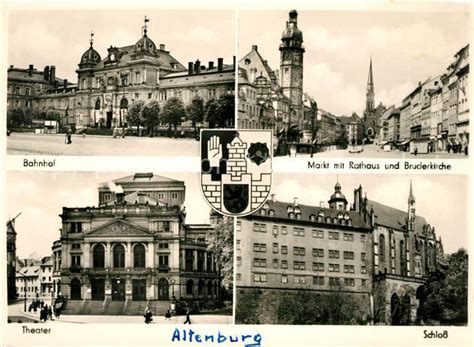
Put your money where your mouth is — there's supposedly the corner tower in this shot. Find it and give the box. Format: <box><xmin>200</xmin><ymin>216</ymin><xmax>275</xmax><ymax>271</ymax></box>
<box><xmin>279</xmin><ymin>10</ymin><xmax>305</xmax><ymax>129</ymax></box>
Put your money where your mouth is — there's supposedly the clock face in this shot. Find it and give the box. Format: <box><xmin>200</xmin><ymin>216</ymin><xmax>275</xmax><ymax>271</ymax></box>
<box><xmin>110</xmin><ymin>54</ymin><xmax>115</xmax><ymax>61</ymax></box>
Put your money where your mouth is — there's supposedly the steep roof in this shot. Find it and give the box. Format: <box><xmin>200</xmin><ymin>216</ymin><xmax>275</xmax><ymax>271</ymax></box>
<box><xmin>368</xmin><ymin>199</ymin><xmax>427</xmax><ymax>234</ymax></box>
<box><xmin>112</xmin><ymin>173</ymin><xmax>181</xmax><ymax>184</ymax></box>
<box><xmin>18</xmin><ymin>266</ymin><xmax>41</xmax><ymax>277</ymax></box>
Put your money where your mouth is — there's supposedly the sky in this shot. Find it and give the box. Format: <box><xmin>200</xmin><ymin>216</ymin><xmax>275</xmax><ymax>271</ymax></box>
<box><xmin>238</xmin><ymin>7</ymin><xmax>470</xmax><ymax>116</ymax></box>
<box><xmin>271</xmin><ymin>173</ymin><xmax>468</xmax><ymax>254</ymax></box>
<box><xmin>7</xmin><ymin>9</ymin><xmax>236</xmax><ymax>83</ymax></box>
<box><xmin>6</xmin><ymin>171</ymin><xmax>211</xmax><ymax>259</ymax></box>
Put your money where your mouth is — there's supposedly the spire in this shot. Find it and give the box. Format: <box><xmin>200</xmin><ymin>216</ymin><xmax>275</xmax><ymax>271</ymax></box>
<box><xmin>89</xmin><ymin>31</ymin><xmax>94</xmax><ymax>47</ymax></box>
<box><xmin>409</xmin><ymin>179</ymin><xmax>415</xmax><ymax>203</ymax></box>
<box><xmin>142</xmin><ymin>16</ymin><xmax>150</xmax><ymax>37</ymax></box>
<box><xmin>367</xmin><ymin>56</ymin><xmax>373</xmax><ymax>86</ymax></box>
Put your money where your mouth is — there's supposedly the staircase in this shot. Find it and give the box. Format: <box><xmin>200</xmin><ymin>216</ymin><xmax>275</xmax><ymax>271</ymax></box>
<box><xmin>61</xmin><ymin>299</ymin><xmax>170</xmax><ymax>316</ymax></box>
<box><xmin>148</xmin><ymin>301</ymin><xmax>171</xmax><ymax>316</ymax></box>
<box><xmin>61</xmin><ymin>300</ymin><xmax>83</xmax><ymax>315</ymax></box>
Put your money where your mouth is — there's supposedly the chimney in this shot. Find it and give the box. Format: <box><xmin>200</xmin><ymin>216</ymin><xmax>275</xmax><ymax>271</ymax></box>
<box><xmin>208</xmin><ymin>61</ymin><xmax>214</xmax><ymax>70</ymax></box>
<box><xmin>159</xmin><ymin>44</ymin><xmax>165</xmax><ymax>50</ymax></box>
<box><xmin>194</xmin><ymin>59</ymin><xmax>201</xmax><ymax>74</ymax></box>
<box><xmin>50</xmin><ymin>66</ymin><xmax>56</xmax><ymax>83</ymax></box>
<box><xmin>293</xmin><ymin>197</ymin><xmax>298</xmax><ymax>206</ymax></box>
<box><xmin>271</xmin><ymin>194</ymin><xmax>276</xmax><ymax>202</ymax></box>
<box><xmin>233</xmin><ymin>55</ymin><xmax>236</xmax><ymax>68</ymax></box>
<box><xmin>188</xmin><ymin>62</ymin><xmax>194</xmax><ymax>75</ymax></box>
<box><xmin>217</xmin><ymin>57</ymin><xmax>223</xmax><ymax>72</ymax></box>
<box><xmin>63</xmin><ymin>79</ymin><xmax>68</xmax><ymax>89</ymax></box>
<box><xmin>28</xmin><ymin>64</ymin><xmax>34</xmax><ymax>76</ymax></box>
<box><xmin>44</xmin><ymin>66</ymin><xmax>50</xmax><ymax>81</ymax></box>
<box><xmin>252</xmin><ymin>45</ymin><xmax>258</xmax><ymax>51</ymax></box>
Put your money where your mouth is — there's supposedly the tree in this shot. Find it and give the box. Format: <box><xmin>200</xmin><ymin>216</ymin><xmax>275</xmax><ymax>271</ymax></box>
<box><xmin>8</xmin><ymin>108</ymin><xmax>26</xmax><ymax>128</ymax></box>
<box><xmin>160</xmin><ymin>97</ymin><xmax>185</xmax><ymax>137</ymax></box>
<box><xmin>207</xmin><ymin>216</ymin><xmax>233</xmax><ymax>301</ymax></box>
<box><xmin>142</xmin><ymin>100</ymin><xmax>160</xmax><ymax>136</ymax></box>
<box><xmin>127</xmin><ymin>100</ymin><xmax>145</xmax><ymax>136</ymax></box>
<box><xmin>417</xmin><ymin>249</ymin><xmax>468</xmax><ymax>325</ymax></box>
<box><xmin>186</xmin><ymin>96</ymin><xmax>205</xmax><ymax>134</ymax></box>
<box><xmin>207</xmin><ymin>94</ymin><xmax>235</xmax><ymax>128</ymax></box>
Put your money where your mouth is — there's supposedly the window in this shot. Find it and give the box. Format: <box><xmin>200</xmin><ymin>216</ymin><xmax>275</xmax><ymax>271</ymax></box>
<box><xmin>159</xmin><ymin>255</ymin><xmax>169</xmax><ymax>267</ymax></box>
<box><xmin>135</xmin><ymin>71</ymin><xmax>141</xmax><ymax>84</ymax></box>
<box><xmin>70</xmin><ymin>222</ymin><xmax>82</xmax><ymax>233</ymax></box>
<box><xmin>253</xmin><ymin>258</ymin><xmax>267</xmax><ymax>268</ymax></box>
<box><xmin>148</xmin><ymin>92</ymin><xmax>153</xmax><ymax>99</ymax></box>
<box><xmin>328</xmin><ymin>264</ymin><xmax>340</xmax><ymax>272</ymax></box>
<box><xmin>312</xmin><ymin>229</ymin><xmax>324</xmax><ymax>238</ymax></box>
<box><xmin>379</xmin><ymin>234</ymin><xmax>385</xmax><ymax>262</ymax></box>
<box><xmin>313</xmin><ymin>262</ymin><xmax>324</xmax><ymax>271</ymax></box>
<box><xmin>134</xmin><ymin>244</ymin><xmax>146</xmax><ymax>268</ymax></box>
<box><xmin>236</xmin><ymin>256</ymin><xmax>242</xmax><ymax>266</ymax></box>
<box><xmin>328</xmin><ymin>250</ymin><xmax>340</xmax><ymax>259</ymax></box>
<box><xmin>328</xmin><ymin>231</ymin><xmax>339</xmax><ymax>240</ymax></box>
<box><xmin>361</xmin><ymin>234</ymin><xmax>366</xmax><ymax>243</ymax></box>
<box><xmin>293</xmin><ymin>247</ymin><xmax>305</xmax><ymax>256</ymax></box>
<box><xmin>294</xmin><ymin>276</ymin><xmax>306</xmax><ymax>284</ymax></box>
<box><xmin>236</xmin><ymin>221</ymin><xmax>241</xmax><ymax>232</ymax></box>
<box><xmin>236</xmin><ymin>240</ymin><xmax>241</xmax><ymax>250</ymax></box>
<box><xmin>344</xmin><ymin>278</ymin><xmax>355</xmax><ymax>287</ymax></box>
<box><xmin>71</xmin><ymin>243</ymin><xmax>81</xmax><ymax>250</ymax></box>
<box><xmin>171</xmin><ymin>193</ymin><xmax>178</xmax><ymax>199</ymax></box>
<box><xmin>281</xmin><ymin>245</ymin><xmax>288</xmax><ymax>254</ymax></box>
<box><xmin>344</xmin><ymin>265</ymin><xmax>355</xmax><ymax>273</ymax></box>
<box><xmin>272</xmin><ymin>259</ymin><xmax>279</xmax><ymax>268</ymax></box>
<box><xmin>281</xmin><ymin>275</ymin><xmax>288</xmax><ymax>284</ymax></box>
<box><xmin>313</xmin><ymin>276</ymin><xmax>324</xmax><ymax>285</ymax></box>
<box><xmin>343</xmin><ymin>251</ymin><xmax>354</xmax><ymax>260</ymax></box>
<box><xmin>71</xmin><ymin>255</ymin><xmax>81</xmax><ymax>267</ymax></box>
<box><xmin>329</xmin><ymin>277</ymin><xmax>340</xmax><ymax>286</ymax></box>
<box><xmin>272</xmin><ymin>226</ymin><xmax>278</xmax><ymax>236</ymax></box>
<box><xmin>113</xmin><ymin>244</ymin><xmax>125</xmax><ymax>268</ymax></box>
<box><xmin>361</xmin><ymin>279</ymin><xmax>367</xmax><ymax>287</ymax></box>
<box><xmin>293</xmin><ymin>261</ymin><xmax>306</xmax><ymax>270</ymax></box>
<box><xmin>361</xmin><ymin>253</ymin><xmax>366</xmax><ymax>261</ymax></box>
<box><xmin>25</xmin><ymin>87</ymin><xmax>31</xmax><ymax>95</ymax></box>
<box><xmin>293</xmin><ymin>227</ymin><xmax>305</xmax><ymax>236</ymax></box>
<box><xmin>253</xmin><ymin>243</ymin><xmax>267</xmax><ymax>252</ymax></box>
<box><xmin>158</xmin><ymin>221</ymin><xmax>171</xmax><ymax>232</ymax></box>
<box><xmin>312</xmin><ymin>248</ymin><xmax>324</xmax><ymax>257</ymax></box>
<box><xmin>236</xmin><ymin>273</ymin><xmax>242</xmax><ymax>281</ymax></box>
<box><xmin>253</xmin><ymin>273</ymin><xmax>267</xmax><ymax>282</ymax></box>
<box><xmin>343</xmin><ymin>233</ymin><xmax>354</xmax><ymax>241</ymax></box>
<box><xmin>92</xmin><ymin>244</ymin><xmax>105</xmax><ymax>268</ymax></box>
<box><xmin>281</xmin><ymin>260</ymin><xmax>288</xmax><ymax>269</ymax></box>
<box><xmin>361</xmin><ymin>266</ymin><xmax>367</xmax><ymax>274</ymax></box>
<box><xmin>134</xmin><ymin>93</ymin><xmax>139</xmax><ymax>99</ymax></box>
<box><xmin>253</xmin><ymin>223</ymin><xmax>267</xmax><ymax>233</ymax></box>
<box><xmin>272</xmin><ymin>243</ymin><xmax>279</xmax><ymax>253</ymax></box>
<box><xmin>281</xmin><ymin>226</ymin><xmax>288</xmax><ymax>235</ymax></box>
<box><xmin>158</xmin><ymin>243</ymin><xmax>169</xmax><ymax>249</ymax></box>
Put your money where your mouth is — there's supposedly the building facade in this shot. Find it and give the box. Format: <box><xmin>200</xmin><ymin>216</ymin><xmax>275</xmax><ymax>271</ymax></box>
<box><xmin>55</xmin><ymin>173</ymin><xmax>220</xmax><ymax>314</ymax></box>
<box><xmin>7</xmin><ymin>219</ymin><xmax>17</xmax><ymax>301</ymax></box>
<box><xmin>236</xmin><ymin>180</ymin><xmax>443</xmax><ymax>325</ymax></box>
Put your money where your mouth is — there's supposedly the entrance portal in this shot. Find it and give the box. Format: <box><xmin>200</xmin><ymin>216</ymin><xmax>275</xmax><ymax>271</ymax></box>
<box><xmin>112</xmin><ymin>278</ymin><xmax>125</xmax><ymax>301</ymax></box>
<box><xmin>91</xmin><ymin>278</ymin><xmax>105</xmax><ymax>301</ymax></box>
<box><xmin>158</xmin><ymin>278</ymin><xmax>169</xmax><ymax>301</ymax></box>
<box><xmin>132</xmin><ymin>279</ymin><xmax>146</xmax><ymax>301</ymax></box>
<box><xmin>106</xmin><ymin>111</ymin><xmax>113</xmax><ymax>129</ymax></box>
<box><xmin>70</xmin><ymin>278</ymin><xmax>82</xmax><ymax>300</ymax></box>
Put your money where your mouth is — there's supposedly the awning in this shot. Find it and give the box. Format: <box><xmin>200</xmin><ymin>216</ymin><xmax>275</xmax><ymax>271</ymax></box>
<box><xmin>380</xmin><ymin>141</ymin><xmax>388</xmax><ymax>146</ymax></box>
<box><xmin>399</xmin><ymin>139</ymin><xmax>411</xmax><ymax>145</ymax></box>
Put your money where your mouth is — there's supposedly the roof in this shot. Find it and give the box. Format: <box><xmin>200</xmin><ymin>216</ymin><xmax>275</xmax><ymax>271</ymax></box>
<box><xmin>103</xmin><ymin>191</ymin><xmax>167</xmax><ymax>207</ymax></box>
<box><xmin>247</xmin><ymin>200</ymin><xmax>369</xmax><ymax>230</ymax></box>
<box><xmin>112</xmin><ymin>173</ymin><xmax>182</xmax><ymax>184</ymax></box>
<box><xmin>368</xmin><ymin>199</ymin><xmax>427</xmax><ymax>234</ymax></box>
<box><xmin>17</xmin><ymin>266</ymin><xmax>41</xmax><ymax>277</ymax></box>
<box><xmin>160</xmin><ymin>66</ymin><xmax>234</xmax><ymax>88</ymax></box>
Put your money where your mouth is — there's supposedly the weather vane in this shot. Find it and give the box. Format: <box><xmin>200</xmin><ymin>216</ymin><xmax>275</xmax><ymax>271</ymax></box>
<box><xmin>90</xmin><ymin>31</ymin><xmax>94</xmax><ymax>47</ymax></box>
<box><xmin>143</xmin><ymin>16</ymin><xmax>150</xmax><ymax>36</ymax></box>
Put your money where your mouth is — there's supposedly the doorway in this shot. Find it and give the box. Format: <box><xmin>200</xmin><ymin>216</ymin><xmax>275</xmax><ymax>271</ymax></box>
<box><xmin>112</xmin><ymin>278</ymin><xmax>125</xmax><ymax>301</ymax></box>
<box><xmin>70</xmin><ymin>278</ymin><xmax>82</xmax><ymax>300</ymax></box>
<box><xmin>91</xmin><ymin>278</ymin><xmax>105</xmax><ymax>301</ymax></box>
<box><xmin>132</xmin><ymin>279</ymin><xmax>146</xmax><ymax>301</ymax></box>
<box><xmin>158</xmin><ymin>278</ymin><xmax>169</xmax><ymax>301</ymax></box>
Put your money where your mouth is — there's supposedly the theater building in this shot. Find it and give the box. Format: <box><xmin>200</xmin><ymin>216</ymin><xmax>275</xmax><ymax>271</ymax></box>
<box><xmin>236</xmin><ymin>181</ymin><xmax>444</xmax><ymax>325</ymax></box>
<box><xmin>56</xmin><ymin>173</ymin><xmax>220</xmax><ymax>314</ymax></box>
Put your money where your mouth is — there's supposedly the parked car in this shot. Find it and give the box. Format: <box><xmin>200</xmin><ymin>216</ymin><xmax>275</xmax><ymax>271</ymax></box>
<box><xmin>348</xmin><ymin>145</ymin><xmax>364</xmax><ymax>153</ymax></box>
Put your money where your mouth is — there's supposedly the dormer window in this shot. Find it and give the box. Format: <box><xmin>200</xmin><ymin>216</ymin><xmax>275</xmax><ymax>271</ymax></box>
<box><xmin>337</xmin><ymin>212</ymin><xmax>343</xmax><ymax>219</ymax></box>
<box><xmin>287</xmin><ymin>206</ymin><xmax>294</xmax><ymax>213</ymax></box>
<box><xmin>294</xmin><ymin>206</ymin><xmax>301</xmax><ymax>214</ymax></box>
<box><xmin>309</xmin><ymin>214</ymin><xmax>316</xmax><ymax>222</ymax></box>
<box><xmin>260</xmin><ymin>209</ymin><xmax>266</xmax><ymax>216</ymax></box>
<box><xmin>333</xmin><ymin>218</ymin><xmax>338</xmax><ymax>224</ymax></box>
<box><xmin>317</xmin><ymin>216</ymin><xmax>323</xmax><ymax>222</ymax></box>
<box><xmin>344</xmin><ymin>213</ymin><xmax>349</xmax><ymax>220</ymax></box>
<box><xmin>264</xmin><ymin>202</ymin><xmax>269</xmax><ymax>209</ymax></box>
<box><xmin>326</xmin><ymin>217</ymin><xmax>331</xmax><ymax>223</ymax></box>
<box><xmin>347</xmin><ymin>219</ymin><xmax>352</xmax><ymax>226</ymax></box>
<box><xmin>289</xmin><ymin>212</ymin><xmax>295</xmax><ymax>219</ymax></box>
<box><xmin>296</xmin><ymin>213</ymin><xmax>302</xmax><ymax>220</ymax></box>
<box><xmin>269</xmin><ymin>210</ymin><xmax>275</xmax><ymax>217</ymax></box>
<box><xmin>318</xmin><ymin>211</ymin><xmax>325</xmax><ymax>217</ymax></box>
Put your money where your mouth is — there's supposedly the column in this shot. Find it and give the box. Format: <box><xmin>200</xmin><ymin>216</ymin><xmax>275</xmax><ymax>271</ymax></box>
<box><xmin>84</xmin><ymin>242</ymin><xmax>91</xmax><ymax>268</ymax></box>
<box><xmin>181</xmin><ymin>250</ymin><xmax>185</xmax><ymax>271</ymax></box>
<box><xmin>203</xmin><ymin>251</ymin><xmax>207</xmax><ymax>272</ymax></box>
<box><xmin>147</xmin><ymin>243</ymin><xmax>155</xmax><ymax>268</ymax></box>
<box><xmin>105</xmin><ymin>242</ymin><xmax>111</xmax><ymax>268</ymax></box>
<box><xmin>126</xmin><ymin>242</ymin><xmax>132</xmax><ymax>268</ymax></box>
<box><xmin>193</xmin><ymin>250</ymin><xmax>198</xmax><ymax>271</ymax></box>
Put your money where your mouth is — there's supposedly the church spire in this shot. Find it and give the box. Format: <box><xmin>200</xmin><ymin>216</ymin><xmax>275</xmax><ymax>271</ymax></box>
<box><xmin>408</xmin><ymin>179</ymin><xmax>415</xmax><ymax>204</ymax></box>
<box><xmin>407</xmin><ymin>180</ymin><xmax>416</xmax><ymax>229</ymax></box>
<box><xmin>365</xmin><ymin>56</ymin><xmax>375</xmax><ymax>112</ymax></box>
<box><xmin>367</xmin><ymin>56</ymin><xmax>373</xmax><ymax>86</ymax></box>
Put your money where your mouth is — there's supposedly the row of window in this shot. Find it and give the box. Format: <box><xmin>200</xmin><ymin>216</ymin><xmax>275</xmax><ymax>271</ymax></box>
<box><xmin>249</xmin><ymin>273</ymin><xmax>367</xmax><ymax>287</ymax></box>
<box><xmin>250</xmin><ymin>223</ymin><xmax>366</xmax><ymax>242</ymax></box>
<box><xmin>248</xmin><ymin>258</ymin><xmax>367</xmax><ymax>274</ymax></box>
<box><xmin>254</xmin><ymin>243</ymin><xmax>366</xmax><ymax>260</ymax></box>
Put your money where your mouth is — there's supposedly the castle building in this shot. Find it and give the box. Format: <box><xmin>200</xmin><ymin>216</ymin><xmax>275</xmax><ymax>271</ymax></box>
<box><xmin>236</xmin><ymin>180</ymin><xmax>443</xmax><ymax>325</ymax></box>
<box><xmin>55</xmin><ymin>173</ymin><xmax>220</xmax><ymax>314</ymax></box>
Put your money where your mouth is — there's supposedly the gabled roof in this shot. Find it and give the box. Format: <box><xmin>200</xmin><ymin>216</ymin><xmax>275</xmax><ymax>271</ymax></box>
<box><xmin>112</xmin><ymin>173</ymin><xmax>181</xmax><ymax>184</ymax></box>
<box><xmin>103</xmin><ymin>191</ymin><xmax>166</xmax><ymax>207</ymax></box>
<box><xmin>368</xmin><ymin>199</ymin><xmax>427</xmax><ymax>234</ymax></box>
<box><xmin>85</xmin><ymin>219</ymin><xmax>153</xmax><ymax>238</ymax></box>
<box><xmin>18</xmin><ymin>265</ymin><xmax>41</xmax><ymax>277</ymax></box>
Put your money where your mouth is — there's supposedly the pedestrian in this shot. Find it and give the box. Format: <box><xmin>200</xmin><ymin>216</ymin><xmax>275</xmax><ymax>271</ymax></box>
<box><xmin>464</xmin><ymin>144</ymin><xmax>468</xmax><ymax>156</ymax></box>
<box><xmin>165</xmin><ymin>309</ymin><xmax>172</xmax><ymax>321</ymax></box>
<box><xmin>54</xmin><ymin>307</ymin><xmax>61</xmax><ymax>320</ymax></box>
<box><xmin>48</xmin><ymin>306</ymin><xmax>53</xmax><ymax>320</ymax></box>
<box><xmin>184</xmin><ymin>309</ymin><xmax>192</xmax><ymax>324</ymax></box>
<box><xmin>144</xmin><ymin>306</ymin><xmax>153</xmax><ymax>324</ymax></box>
<box><xmin>414</xmin><ymin>145</ymin><xmax>418</xmax><ymax>156</ymax></box>
<box><xmin>66</xmin><ymin>127</ymin><xmax>72</xmax><ymax>144</ymax></box>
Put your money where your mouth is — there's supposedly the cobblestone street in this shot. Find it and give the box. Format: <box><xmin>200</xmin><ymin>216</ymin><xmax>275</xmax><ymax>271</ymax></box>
<box><xmin>7</xmin><ymin>133</ymin><xmax>200</xmax><ymax>156</ymax></box>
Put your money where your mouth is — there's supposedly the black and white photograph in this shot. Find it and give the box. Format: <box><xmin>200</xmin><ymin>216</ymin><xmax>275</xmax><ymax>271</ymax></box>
<box><xmin>6</xmin><ymin>10</ymin><xmax>235</xmax><ymax>156</ymax></box>
<box><xmin>235</xmin><ymin>174</ymin><xmax>468</xmax><ymax>325</ymax></box>
<box><xmin>6</xmin><ymin>172</ymin><xmax>233</xmax><ymax>324</ymax></box>
<box><xmin>238</xmin><ymin>9</ymin><xmax>470</xmax><ymax>158</ymax></box>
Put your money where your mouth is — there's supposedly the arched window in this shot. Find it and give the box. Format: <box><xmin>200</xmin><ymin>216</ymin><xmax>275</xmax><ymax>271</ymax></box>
<box><xmin>133</xmin><ymin>244</ymin><xmax>146</xmax><ymax>268</ymax></box>
<box><xmin>186</xmin><ymin>280</ymin><xmax>194</xmax><ymax>296</ymax></box>
<box><xmin>113</xmin><ymin>244</ymin><xmax>125</xmax><ymax>268</ymax></box>
<box><xmin>379</xmin><ymin>234</ymin><xmax>385</xmax><ymax>262</ymax></box>
<box><xmin>309</xmin><ymin>214</ymin><xmax>316</xmax><ymax>222</ymax></box>
<box><xmin>400</xmin><ymin>240</ymin><xmax>406</xmax><ymax>276</ymax></box>
<box><xmin>95</xmin><ymin>98</ymin><xmax>101</xmax><ymax>110</ymax></box>
<box><xmin>93</xmin><ymin>244</ymin><xmax>105</xmax><ymax>268</ymax></box>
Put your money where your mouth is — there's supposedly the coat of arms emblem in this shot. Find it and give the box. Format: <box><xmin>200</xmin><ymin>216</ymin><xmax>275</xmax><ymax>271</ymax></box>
<box><xmin>201</xmin><ymin>130</ymin><xmax>273</xmax><ymax>216</ymax></box>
